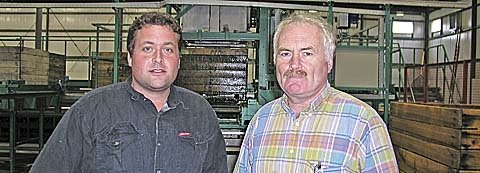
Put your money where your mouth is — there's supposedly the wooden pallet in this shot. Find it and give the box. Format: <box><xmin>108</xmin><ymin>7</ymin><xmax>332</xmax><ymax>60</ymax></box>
<box><xmin>390</xmin><ymin>102</ymin><xmax>480</xmax><ymax>172</ymax></box>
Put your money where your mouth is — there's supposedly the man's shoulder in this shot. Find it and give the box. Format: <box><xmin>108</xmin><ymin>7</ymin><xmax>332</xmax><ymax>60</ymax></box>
<box><xmin>255</xmin><ymin>98</ymin><xmax>283</xmax><ymax>117</ymax></box>
<box><xmin>329</xmin><ymin>87</ymin><xmax>373</xmax><ymax>108</ymax></box>
<box><xmin>171</xmin><ymin>85</ymin><xmax>207</xmax><ymax>102</ymax></box>
<box><xmin>75</xmin><ymin>82</ymin><xmax>129</xmax><ymax>105</ymax></box>
<box><xmin>328</xmin><ymin>87</ymin><xmax>380</xmax><ymax>119</ymax></box>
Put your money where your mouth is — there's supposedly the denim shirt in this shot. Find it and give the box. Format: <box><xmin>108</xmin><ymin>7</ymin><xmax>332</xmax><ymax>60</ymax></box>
<box><xmin>30</xmin><ymin>79</ymin><xmax>227</xmax><ymax>173</ymax></box>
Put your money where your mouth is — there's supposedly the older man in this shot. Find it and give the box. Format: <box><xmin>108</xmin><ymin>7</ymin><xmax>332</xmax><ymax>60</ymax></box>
<box><xmin>234</xmin><ymin>12</ymin><xmax>398</xmax><ymax>173</ymax></box>
<box><xmin>30</xmin><ymin>12</ymin><xmax>227</xmax><ymax>173</ymax></box>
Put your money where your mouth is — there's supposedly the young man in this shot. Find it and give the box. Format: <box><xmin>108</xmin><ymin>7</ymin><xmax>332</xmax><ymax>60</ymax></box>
<box><xmin>31</xmin><ymin>12</ymin><xmax>227</xmax><ymax>173</ymax></box>
<box><xmin>234</xmin><ymin>12</ymin><xmax>398</xmax><ymax>173</ymax></box>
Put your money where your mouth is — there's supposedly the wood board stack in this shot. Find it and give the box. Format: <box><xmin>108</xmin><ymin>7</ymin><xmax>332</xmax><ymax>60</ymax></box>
<box><xmin>48</xmin><ymin>53</ymin><xmax>66</xmax><ymax>86</ymax></box>
<box><xmin>91</xmin><ymin>52</ymin><xmax>130</xmax><ymax>87</ymax></box>
<box><xmin>390</xmin><ymin>102</ymin><xmax>480</xmax><ymax>172</ymax></box>
<box><xmin>0</xmin><ymin>46</ymin><xmax>65</xmax><ymax>85</ymax></box>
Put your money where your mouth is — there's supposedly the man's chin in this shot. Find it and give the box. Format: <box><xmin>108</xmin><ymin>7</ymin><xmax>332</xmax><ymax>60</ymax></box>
<box><xmin>284</xmin><ymin>86</ymin><xmax>305</xmax><ymax>95</ymax></box>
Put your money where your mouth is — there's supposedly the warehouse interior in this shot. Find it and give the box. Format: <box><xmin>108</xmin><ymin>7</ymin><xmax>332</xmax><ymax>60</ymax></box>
<box><xmin>0</xmin><ymin>0</ymin><xmax>479</xmax><ymax>172</ymax></box>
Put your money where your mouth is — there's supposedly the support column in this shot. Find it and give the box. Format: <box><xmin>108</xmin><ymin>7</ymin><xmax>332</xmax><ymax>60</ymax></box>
<box><xmin>470</xmin><ymin>0</ymin><xmax>477</xmax><ymax>103</ymax></box>
<box><xmin>424</xmin><ymin>11</ymin><xmax>430</xmax><ymax>103</ymax></box>
<box><xmin>384</xmin><ymin>4</ymin><xmax>393</xmax><ymax>123</ymax></box>
<box><xmin>35</xmin><ymin>8</ymin><xmax>43</xmax><ymax>49</ymax></box>
<box><xmin>45</xmin><ymin>8</ymin><xmax>50</xmax><ymax>51</ymax></box>
<box><xmin>113</xmin><ymin>1</ymin><xmax>123</xmax><ymax>84</ymax></box>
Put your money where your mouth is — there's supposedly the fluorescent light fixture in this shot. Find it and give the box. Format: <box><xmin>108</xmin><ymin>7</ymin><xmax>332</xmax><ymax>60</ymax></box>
<box><xmin>396</xmin><ymin>11</ymin><xmax>404</xmax><ymax>16</ymax></box>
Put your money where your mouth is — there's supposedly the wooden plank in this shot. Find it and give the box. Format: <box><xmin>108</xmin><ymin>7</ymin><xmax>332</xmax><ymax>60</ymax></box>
<box><xmin>461</xmin><ymin>132</ymin><xmax>480</xmax><ymax>149</ymax></box>
<box><xmin>461</xmin><ymin>150</ymin><xmax>480</xmax><ymax>170</ymax></box>
<box><xmin>390</xmin><ymin>116</ymin><xmax>462</xmax><ymax>149</ymax></box>
<box><xmin>0</xmin><ymin>53</ymin><xmax>20</xmax><ymax>61</ymax></box>
<box><xmin>0</xmin><ymin>46</ymin><xmax>19</xmax><ymax>53</ymax></box>
<box><xmin>421</xmin><ymin>103</ymin><xmax>480</xmax><ymax>109</ymax></box>
<box><xmin>20</xmin><ymin>64</ymin><xmax>50</xmax><ymax>74</ymax></box>
<box><xmin>459</xmin><ymin>170</ymin><xmax>480</xmax><ymax>173</ymax></box>
<box><xmin>390</xmin><ymin>129</ymin><xmax>461</xmax><ymax>168</ymax></box>
<box><xmin>391</xmin><ymin>102</ymin><xmax>463</xmax><ymax>129</ymax></box>
<box><xmin>0</xmin><ymin>61</ymin><xmax>20</xmax><ymax>68</ymax></box>
<box><xmin>18</xmin><ymin>54</ymin><xmax>48</xmax><ymax>62</ymax></box>
<box><xmin>0</xmin><ymin>68</ymin><xmax>20</xmax><ymax>74</ymax></box>
<box><xmin>0</xmin><ymin>72</ymin><xmax>20</xmax><ymax>80</ymax></box>
<box><xmin>22</xmin><ymin>74</ymin><xmax>48</xmax><ymax>85</ymax></box>
<box><xmin>394</xmin><ymin>145</ymin><xmax>455</xmax><ymax>173</ymax></box>
<box><xmin>21</xmin><ymin>47</ymin><xmax>49</xmax><ymax>57</ymax></box>
<box><xmin>463</xmin><ymin>109</ymin><xmax>480</xmax><ymax>135</ymax></box>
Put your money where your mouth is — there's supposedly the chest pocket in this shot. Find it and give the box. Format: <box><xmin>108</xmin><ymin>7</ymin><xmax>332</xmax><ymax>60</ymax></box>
<box><xmin>173</xmin><ymin>131</ymin><xmax>208</xmax><ymax>172</ymax></box>
<box><xmin>95</xmin><ymin>122</ymin><xmax>143</xmax><ymax>173</ymax></box>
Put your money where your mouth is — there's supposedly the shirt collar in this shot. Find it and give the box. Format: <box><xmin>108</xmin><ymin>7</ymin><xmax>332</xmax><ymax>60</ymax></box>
<box><xmin>126</xmin><ymin>77</ymin><xmax>185</xmax><ymax>109</ymax></box>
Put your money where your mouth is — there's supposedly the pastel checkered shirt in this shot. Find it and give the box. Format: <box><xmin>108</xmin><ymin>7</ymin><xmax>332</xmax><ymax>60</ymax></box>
<box><xmin>234</xmin><ymin>84</ymin><xmax>398</xmax><ymax>173</ymax></box>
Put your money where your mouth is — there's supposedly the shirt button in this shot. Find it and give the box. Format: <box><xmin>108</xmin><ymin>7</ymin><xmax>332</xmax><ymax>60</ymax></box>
<box><xmin>157</xmin><ymin>143</ymin><xmax>161</xmax><ymax>146</ymax></box>
<box><xmin>156</xmin><ymin>170</ymin><xmax>161</xmax><ymax>173</ymax></box>
<box><xmin>289</xmin><ymin>149</ymin><xmax>294</xmax><ymax>154</ymax></box>
<box><xmin>294</xmin><ymin>122</ymin><xmax>300</xmax><ymax>127</ymax></box>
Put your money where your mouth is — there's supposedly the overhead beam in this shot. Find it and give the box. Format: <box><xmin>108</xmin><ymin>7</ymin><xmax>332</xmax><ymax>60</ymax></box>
<box><xmin>164</xmin><ymin>0</ymin><xmax>385</xmax><ymax>15</ymax></box>
<box><xmin>0</xmin><ymin>0</ymin><xmax>470</xmax><ymax>14</ymax></box>
<box><xmin>272</xmin><ymin>0</ymin><xmax>471</xmax><ymax>9</ymax></box>
<box><xmin>0</xmin><ymin>1</ymin><xmax>384</xmax><ymax>15</ymax></box>
<box><xmin>0</xmin><ymin>2</ymin><xmax>167</xmax><ymax>8</ymax></box>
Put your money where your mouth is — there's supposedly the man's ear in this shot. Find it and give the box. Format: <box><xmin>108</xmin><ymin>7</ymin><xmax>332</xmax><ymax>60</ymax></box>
<box><xmin>127</xmin><ymin>52</ymin><xmax>132</xmax><ymax>67</ymax></box>
<box><xmin>327</xmin><ymin>57</ymin><xmax>334</xmax><ymax>73</ymax></box>
<box><xmin>178</xmin><ymin>57</ymin><xmax>181</xmax><ymax>69</ymax></box>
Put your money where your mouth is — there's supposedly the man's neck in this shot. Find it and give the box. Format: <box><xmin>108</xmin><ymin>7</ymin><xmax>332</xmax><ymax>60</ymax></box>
<box><xmin>286</xmin><ymin>84</ymin><xmax>328</xmax><ymax>118</ymax></box>
<box><xmin>131</xmin><ymin>84</ymin><xmax>171</xmax><ymax>111</ymax></box>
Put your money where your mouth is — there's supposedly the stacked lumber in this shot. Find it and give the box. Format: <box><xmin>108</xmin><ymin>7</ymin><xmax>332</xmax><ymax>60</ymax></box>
<box><xmin>0</xmin><ymin>46</ymin><xmax>65</xmax><ymax>85</ymax></box>
<box><xmin>390</xmin><ymin>102</ymin><xmax>480</xmax><ymax>172</ymax></box>
<box><xmin>91</xmin><ymin>52</ymin><xmax>130</xmax><ymax>87</ymax></box>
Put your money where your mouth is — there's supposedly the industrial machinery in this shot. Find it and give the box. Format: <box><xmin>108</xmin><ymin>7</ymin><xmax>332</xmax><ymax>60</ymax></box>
<box><xmin>173</xmin><ymin>7</ymin><xmax>283</xmax><ymax>150</ymax></box>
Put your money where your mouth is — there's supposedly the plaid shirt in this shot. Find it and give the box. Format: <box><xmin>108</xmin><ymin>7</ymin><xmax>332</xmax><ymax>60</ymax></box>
<box><xmin>234</xmin><ymin>84</ymin><xmax>398</xmax><ymax>173</ymax></box>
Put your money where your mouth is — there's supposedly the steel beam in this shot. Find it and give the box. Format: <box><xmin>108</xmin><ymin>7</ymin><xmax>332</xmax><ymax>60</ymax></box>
<box><xmin>384</xmin><ymin>4</ymin><xmax>392</xmax><ymax>123</ymax></box>
<box><xmin>269</xmin><ymin>0</ymin><xmax>470</xmax><ymax>8</ymax></box>
<box><xmin>0</xmin><ymin>0</ymin><xmax>470</xmax><ymax>10</ymax></box>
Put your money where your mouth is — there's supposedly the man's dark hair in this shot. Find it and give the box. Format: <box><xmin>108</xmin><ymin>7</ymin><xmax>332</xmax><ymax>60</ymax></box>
<box><xmin>127</xmin><ymin>12</ymin><xmax>182</xmax><ymax>55</ymax></box>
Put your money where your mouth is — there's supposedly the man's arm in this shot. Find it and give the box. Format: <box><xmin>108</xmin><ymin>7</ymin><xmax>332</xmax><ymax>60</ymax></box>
<box><xmin>30</xmin><ymin>105</ymin><xmax>92</xmax><ymax>172</ymax></box>
<box><xmin>362</xmin><ymin>114</ymin><xmax>399</xmax><ymax>173</ymax></box>
<box><xmin>233</xmin><ymin>117</ymin><xmax>256</xmax><ymax>173</ymax></box>
<box><xmin>202</xmin><ymin>126</ymin><xmax>228</xmax><ymax>173</ymax></box>
<box><xmin>200</xmin><ymin>104</ymin><xmax>227</xmax><ymax>173</ymax></box>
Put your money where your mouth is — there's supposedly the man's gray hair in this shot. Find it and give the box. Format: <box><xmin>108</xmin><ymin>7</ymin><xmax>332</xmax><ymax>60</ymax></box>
<box><xmin>273</xmin><ymin>12</ymin><xmax>336</xmax><ymax>64</ymax></box>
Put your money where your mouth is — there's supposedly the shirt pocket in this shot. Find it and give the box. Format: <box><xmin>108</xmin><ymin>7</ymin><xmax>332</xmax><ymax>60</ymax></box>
<box><xmin>308</xmin><ymin>160</ymin><xmax>355</xmax><ymax>173</ymax></box>
<box><xmin>174</xmin><ymin>131</ymin><xmax>208</xmax><ymax>172</ymax></box>
<box><xmin>95</xmin><ymin>121</ymin><xmax>143</xmax><ymax>173</ymax></box>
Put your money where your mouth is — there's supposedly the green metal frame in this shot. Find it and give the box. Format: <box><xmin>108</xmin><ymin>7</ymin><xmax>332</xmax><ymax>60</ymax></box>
<box><xmin>113</xmin><ymin>0</ymin><xmax>122</xmax><ymax>84</ymax></box>
<box><xmin>384</xmin><ymin>4</ymin><xmax>393</xmax><ymax>123</ymax></box>
<box><xmin>0</xmin><ymin>82</ymin><xmax>62</xmax><ymax>172</ymax></box>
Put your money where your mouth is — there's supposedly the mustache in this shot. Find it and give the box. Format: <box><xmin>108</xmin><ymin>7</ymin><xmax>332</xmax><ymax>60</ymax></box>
<box><xmin>284</xmin><ymin>69</ymin><xmax>307</xmax><ymax>78</ymax></box>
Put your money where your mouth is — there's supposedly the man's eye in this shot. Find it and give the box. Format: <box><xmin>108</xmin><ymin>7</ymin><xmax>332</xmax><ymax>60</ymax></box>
<box><xmin>164</xmin><ymin>48</ymin><xmax>174</xmax><ymax>53</ymax></box>
<box><xmin>142</xmin><ymin>47</ymin><xmax>152</xmax><ymax>52</ymax></box>
<box><xmin>304</xmin><ymin>52</ymin><xmax>313</xmax><ymax>56</ymax></box>
<box><xmin>279</xmin><ymin>52</ymin><xmax>291</xmax><ymax>57</ymax></box>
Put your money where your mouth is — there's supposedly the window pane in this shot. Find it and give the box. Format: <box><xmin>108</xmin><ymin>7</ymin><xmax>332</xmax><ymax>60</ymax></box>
<box><xmin>393</xmin><ymin>21</ymin><xmax>413</xmax><ymax>34</ymax></box>
<box><xmin>431</xmin><ymin>19</ymin><xmax>441</xmax><ymax>33</ymax></box>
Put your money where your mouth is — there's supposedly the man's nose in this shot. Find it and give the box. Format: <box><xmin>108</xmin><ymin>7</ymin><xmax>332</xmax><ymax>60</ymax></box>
<box><xmin>289</xmin><ymin>52</ymin><xmax>301</xmax><ymax>68</ymax></box>
<box><xmin>152</xmin><ymin>50</ymin><xmax>163</xmax><ymax>63</ymax></box>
